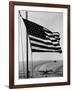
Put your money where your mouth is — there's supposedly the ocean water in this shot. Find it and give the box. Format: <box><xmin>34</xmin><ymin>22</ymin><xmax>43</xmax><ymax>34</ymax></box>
<box><xmin>19</xmin><ymin>60</ymin><xmax>63</xmax><ymax>79</ymax></box>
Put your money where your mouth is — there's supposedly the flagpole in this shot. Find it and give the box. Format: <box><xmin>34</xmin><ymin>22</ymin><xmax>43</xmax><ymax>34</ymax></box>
<box><xmin>26</xmin><ymin>11</ymin><xmax>33</xmax><ymax>78</ymax></box>
<box><xmin>25</xmin><ymin>11</ymin><xmax>29</xmax><ymax>78</ymax></box>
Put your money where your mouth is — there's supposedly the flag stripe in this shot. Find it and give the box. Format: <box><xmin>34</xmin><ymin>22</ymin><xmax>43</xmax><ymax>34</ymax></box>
<box><xmin>32</xmin><ymin>46</ymin><xmax>61</xmax><ymax>51</ymax></box>
<box><xmin>31</xmin><ymin>43</ymin><xmax>61</xmax><ymax>50</ymax></box>
<box><xmin>30</xmin><ymin>37</ymin><xmax>59</xmax><ymax>46</ymax></box>
<box><xmin>29</xmin><ymin>35</ymin><xmax>51</xmax><ymax>43</ymax></box>
<box><xmin>32</xmin><ymin>49</ymin><xmax>62</xmax><ymax>53</ymax></box>
<box><xmin>45</xmin><ymin>32</ymin><xmax>60</xmax><ymax>40</ymax></box>
<box><xmin>46</xmin><ymin>37</ymin><xmax>59</xmax><ymax>42</ymax></box>
<box><xmin>30</xmin><ymin>40</ymin><xmax>60</xmax><ymax>48</ymax></box>
<box><xmin>45</xmin><ymin>31</ymin><xmax>53</xmax><ymax>36</ymax></box>
<box><xmin>29</xmin><ymin>35</ymin><xmax>59</xmax><ymax>45</ymax></box>
<box><xmin>30</xmin><ymin>37</ymin><xmax>60</xmax><ymax>46</ymax></box>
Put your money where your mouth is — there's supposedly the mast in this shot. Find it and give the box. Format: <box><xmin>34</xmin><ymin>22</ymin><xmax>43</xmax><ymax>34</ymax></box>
<box><xmin>25</xmin><ymin>11</ymin><xmax>29</xmax><ymax>78</ymax></box>
<box><xmin>26</xmin><ymin>11</ymin><xmax>33</xmax><ymax>78</ymax></box>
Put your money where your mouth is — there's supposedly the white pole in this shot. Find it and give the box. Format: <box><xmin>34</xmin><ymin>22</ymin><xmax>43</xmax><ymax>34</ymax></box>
<box><xmin>19</xmin><ymin>11</ymin><xmax>25</xmax><ymax>78</ymax></box>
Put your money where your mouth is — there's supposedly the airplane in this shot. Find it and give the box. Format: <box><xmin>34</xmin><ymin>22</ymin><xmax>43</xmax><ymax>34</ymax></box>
<box><xmin>38</xmin><ymin>69</ymin><xmax>54</xmax><ymax>75</ymax></box>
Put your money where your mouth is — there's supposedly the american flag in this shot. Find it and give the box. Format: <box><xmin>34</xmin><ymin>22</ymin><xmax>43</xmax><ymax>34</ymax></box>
<box><xmin>23</xmin><ymin>18</ymin><xmax>62</xmax><ymax>53</ymax></box>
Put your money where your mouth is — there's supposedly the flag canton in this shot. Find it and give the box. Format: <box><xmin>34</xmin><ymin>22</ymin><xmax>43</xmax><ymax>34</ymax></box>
<box><xmin>23</xmin><ymin>19</ymin><xmax>50</xmax><ymax>39</ymax></box>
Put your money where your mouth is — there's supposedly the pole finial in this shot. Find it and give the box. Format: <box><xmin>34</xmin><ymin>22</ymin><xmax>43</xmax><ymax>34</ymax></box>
<box><xmin>19</xmin><ymin>11</ymin><xmax>23</xmax><ymax>18</ymax></box>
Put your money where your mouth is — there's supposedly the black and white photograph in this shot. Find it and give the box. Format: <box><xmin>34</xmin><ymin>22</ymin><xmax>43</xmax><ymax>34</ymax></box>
<box><xmin>9</xmin><ymin>2</ymin><xmax>70</xmax><ymax>88</ymax></box>
<box><xmin>18</xmin><ymin>10</ymin><xmax>63</xmax><ymax>79</ymax></box>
